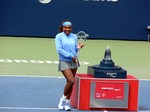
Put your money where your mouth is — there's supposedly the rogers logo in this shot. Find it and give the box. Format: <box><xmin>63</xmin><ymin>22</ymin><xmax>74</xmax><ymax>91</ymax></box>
<box><xmin>39</xmin><ymin>0</ymin><xmax>52</xmax><ymax>4</ymax></box>
<box><xmin>84</xmin><ymin>0</ymin><xmax>119</xmax><ymax>2</ymax></box>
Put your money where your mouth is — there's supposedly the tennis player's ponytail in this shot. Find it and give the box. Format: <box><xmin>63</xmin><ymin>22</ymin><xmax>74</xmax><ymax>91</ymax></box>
<box><xmin>59</xmin><ymin>20</ymin><xmax>72</xmax><ymax>32</ymax></box>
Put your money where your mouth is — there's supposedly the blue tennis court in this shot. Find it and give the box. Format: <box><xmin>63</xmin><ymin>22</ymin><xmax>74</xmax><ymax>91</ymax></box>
<box><xmin>0</xmin><ymin>76</ymin><xmax>150</xmax><ymax>112</ymax></box>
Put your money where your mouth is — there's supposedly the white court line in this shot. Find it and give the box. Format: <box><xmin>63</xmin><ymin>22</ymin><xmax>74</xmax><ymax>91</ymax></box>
<box><xmin>0</xmin><ymin>107</ymin><xmax>148</xmax><ymax>111</ymax></box>
<box><xmin>0</xmin><ymin>107</ymin><xmax>76</xmax><ymax>110</ymax></box>
<box><xmin>0</xmin><ymin>75</ymin><xmax>64</xmax><ymax>79</ymax></box>
<box><xmin>0</xmin><ymin>107</ymin><xmax>149</xmax><ymax>112</ymax></box>
<box><xmin>140</xmin><ymin>79</ymin><xmax>150</xmax><ymax>81</ymax></box>
<box><xmin>0</xmin><ymin>75</ymin><xmax>150</xmax><ymax>81</ymax></box>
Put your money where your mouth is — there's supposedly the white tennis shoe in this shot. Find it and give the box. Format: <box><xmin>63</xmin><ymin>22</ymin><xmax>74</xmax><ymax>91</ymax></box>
<box><xmin>58</xmin><ymin>98</ymin><xmax>66</xmax><ymax>110</ymax></box>
<box><xmin>64</xmin><ymin>102</ymin><xmax>71</xmax><ymax>111</ymax></box>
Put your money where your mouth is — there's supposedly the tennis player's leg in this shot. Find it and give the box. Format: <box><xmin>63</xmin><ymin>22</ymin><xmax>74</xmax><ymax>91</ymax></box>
<box><xmin>66</xmin><ymin>68</ymin><xmax>77</xmax><ymax>99</ymax></box>
<box><xmin>58</xmin><ymin>68</ymin><xmax>76</xmax><ymax>110</ymax></box>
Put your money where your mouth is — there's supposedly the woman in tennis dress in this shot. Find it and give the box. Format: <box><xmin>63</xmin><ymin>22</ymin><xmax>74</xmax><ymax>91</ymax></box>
<box><xmin>55</xmin><ymin>20</ymin><xmax>84</xmax><ymax>111</ymax></box>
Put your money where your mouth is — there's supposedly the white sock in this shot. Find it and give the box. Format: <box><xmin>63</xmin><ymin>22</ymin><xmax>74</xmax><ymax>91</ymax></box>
<box><xmin>66</xmin><ymin>99</ymin><xmax>70</xmax><ymax>103</ymax></box>
<box><xmin>61</xmin><ymin>95</ymin><xmax>67</xmax><ymax>100</ymax></box>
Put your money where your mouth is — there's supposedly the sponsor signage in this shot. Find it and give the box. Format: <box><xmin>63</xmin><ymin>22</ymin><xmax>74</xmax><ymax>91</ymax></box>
<box><xmin>95</xmin><ymin>82</ymin><xmax>124</xmax><ymax>100</ymax></box>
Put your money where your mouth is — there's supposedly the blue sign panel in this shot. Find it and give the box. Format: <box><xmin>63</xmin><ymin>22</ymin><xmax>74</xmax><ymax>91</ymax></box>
<box><xmin>0</xmin><ymin>0</ymin><xmax>150</xmax><ymax>40</ymax></box>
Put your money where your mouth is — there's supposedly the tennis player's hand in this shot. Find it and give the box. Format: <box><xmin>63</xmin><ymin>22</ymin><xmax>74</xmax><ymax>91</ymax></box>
<box><xmin>78</xmin><ymin>43</ymin><xmax>84</xmax><ymax>49</ymax></box>
<box><xmin>72</xmin><ymin>57</ymin><xmax>77</xmax><ymax>63</ymax></box>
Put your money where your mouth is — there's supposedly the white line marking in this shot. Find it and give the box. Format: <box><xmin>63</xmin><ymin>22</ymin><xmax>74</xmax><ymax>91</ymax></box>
<box><xmin>0</xmin><ymin>75</ymin><xmax>150</xmax><ymax>81</ymax></box>
<box><xmin>0</xmin><ymin>75</ymin><xmax>64</xmax><ymax>79</ymax></box>
<box><xmin>0</xmin><ymin>107</ymin><xmax>149</xmax><ymax>111</ymax></box>
<box><xmin>0</xmin><ymin>107</ymin><xmax>77</xmax><ymax>110</ymax></box>
<box><xmin>140</xmin><ymin>79</ymin><xmax>150</xmax><ymax>81</ymax></box>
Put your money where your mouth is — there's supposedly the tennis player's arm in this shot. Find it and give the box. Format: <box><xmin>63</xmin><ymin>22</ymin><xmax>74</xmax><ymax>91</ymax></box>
<box><xmin>55</xmin><ymin>36</ymin><xmax>74</xmax><ymax>58</ymax></box>
<box><xmin>74</xmin><ymin>35</ymin><xmax>79</xmax><ymax>53</ymax></box>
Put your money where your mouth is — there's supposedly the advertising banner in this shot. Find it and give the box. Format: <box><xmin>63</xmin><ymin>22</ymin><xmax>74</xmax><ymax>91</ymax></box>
<box><xmin>0</xmin><ymin>0</ymin><xmax>150</xmax><ymax>40</ymax></box>
<box><xmin>95</xmin><ymin>82</ymin><xmax>124</xmax><ymax>100</ymax></box>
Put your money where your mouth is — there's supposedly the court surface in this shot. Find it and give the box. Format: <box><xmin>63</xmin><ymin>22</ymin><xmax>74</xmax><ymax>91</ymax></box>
<box><xmin>0</xmin><ymin>75</ymin><xmax>150</xmax><ymax>112</ymax></box>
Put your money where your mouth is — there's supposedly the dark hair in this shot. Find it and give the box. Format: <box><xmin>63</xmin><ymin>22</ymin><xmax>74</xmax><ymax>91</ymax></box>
<box><xmin>59</xmin><ymin>20</ymin><xmax>72</xmax><ymax>32</ymax></box>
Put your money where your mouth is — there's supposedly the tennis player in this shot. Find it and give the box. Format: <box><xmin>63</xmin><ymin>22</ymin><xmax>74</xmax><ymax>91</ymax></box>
<box><xmin>55</xmin><ymin>20</ymin><xmax>84</xmax><ymax>111</ymax></box>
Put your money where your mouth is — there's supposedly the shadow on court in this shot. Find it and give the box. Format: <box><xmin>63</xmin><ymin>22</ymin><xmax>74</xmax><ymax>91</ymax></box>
<box><xmin>0</xmin><ymin>76</ymin><xmax>150</xmax><ymax>112</ymax></box>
